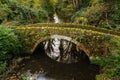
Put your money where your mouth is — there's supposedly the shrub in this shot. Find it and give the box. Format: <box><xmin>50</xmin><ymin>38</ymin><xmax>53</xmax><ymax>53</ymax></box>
<box><xmin>0</xmin><ymin>25</ymin><xmax>20</xmax><ymax>61</ymax></box>
<box><xmin>71</xmin><ymin>8</ymin><xmax>88</xmax><ymax>25</ymax></box>
<box><xmin>78</xmin><ymin>34</ymin><xmax>87</xmax><ymax>43</ymax></box>
<box><xmin>37</xmin><ymin>8</ymin><xmax>48</xmax><ymax>22</ymax></box>
<box><xmin>104</xmin><ymin>34</ymin><xmax>111</xmax><ymax>40</ymax></box>
<box><xmin>13</xmin><ymin>5</ymin><xmax>49</xmax><ymax>24</ymax></box>
<box><xmin>72</xmin><ymin>0</ymin><xmax>106</xmax><ymax>26</ymax></box>
<box><xmin>111</xmin><ymin>39</ymin><xmax>120</xmax><ymax>54</ymax></box>
<box><xmin>91</xmin><ymin>38</ymin><xmax>120</xmax><ymax>78</ymax></box>
<box><xmin>0</xmin><ymin>61</ymin><xmax>7</xmax><ymax>77</ymax></box>
<box><xmin>109</xmin><ymin>3</ymin><xmax>120</xmax><ymax>29</ymax></box>
<box><xmin>0</xmin><ymin>0</ymin><xmax>49</xmax><ymax>24</ymax></box>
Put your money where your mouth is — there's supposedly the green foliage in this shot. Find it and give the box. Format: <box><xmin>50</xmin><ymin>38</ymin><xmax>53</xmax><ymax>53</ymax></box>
<box><xmin>78</xmin><ymin>34</ymin><xmax>86</xmax><ymax>43</ymax></box>
<box><xmin>71</xmin><ymin>0</ymin><xmax>120</xmax><ymax>30</ymax></box>
<box><xmin>21</xmin><ymin>75</ymin><xmax>27</xmax><ymax>80</ymax></box>
<box><xmin>111</xmin><ymin>39</ymin><xmax>120</xmax><ymax>54</ymax></box>
<box><xmin>15</xmin><ymin>31</ymin><xmax>31</xmax><ymax>54</ymax></box>
<box><xmin>109</xmin><ymin>4</ymin><xmax>120</xmax><ymax>29</ymax></box>
<box><xmin>0</xmin><ymin>0</ymin><xmax>11</xmax><ymax>22</ymax></box>
<box><xmin>0</xmin><ymin>25</ymin><xmax>22</xmax><ymax>79</ymax></box>
<box><xmin>56</xmin><ymin>0</ymin><xmax>74</xmax><ymax>22</ymax></box>
<box><xmin>37</xmin><ymin>8</ymin><xmax>48</xmax><ymax>22</ymax></box>
<box><xmin>0</xmin><ymin>61</ymin><xmax>7</xmax><ymax>76</ymax></box>
<box><xmin>91</xmin><ymin>39</ymin><xmax>120</xmax><ymax>78</ymax></box>
<box><xmin>115</xmin><ymin>67</ymin><xmax>120</xmax><ymax>76</ymax></box>
<box><xmin>15</xmin><ymin>6</ymin><xmax>48</xmax><ymax>24</ymax></box>
<box><xmin>71</xmin><ymin>8</ymin><xmax>88</xmax><ymax>25</ymax></box>
<box><xmin>104</xmin><ymin>34</ymin><xmax>111</xmax><ymax>40</ymax></box>
<box><xmin>110</xmin><ymin>4</ymin><xmax>120</xmax><ymax>23</ymax></box>
<box><xmin>92</xmin><ymin>54</ymin><xmax>120</xmax><ymax>78</ymax></box>
<box><xmin>0</xmin><ymin>0</ymin><xmax>120</xmax><ymax>29</ymax></box>
<box><xmin>96</xmin><ymin>75</ymin><xmax>102</xmax><ymax>80</ymax></box>
<box><xmin>40</xmin><ymin>30</ymin><xmax>49</xmax><ymax>37</ymax></box>
<box><xmin>0</xmin><ymin>0</ymin><xmax>49</xmax><ymax>24</ymax></box>
<box><xmin>41</xmin><ymin>0</ymin><xmax>55</xmax><ymax>20</ymax></box>
<box><xmin>56</xmin><ymin>0</ymin><xmax>90</xmax><ymax>22</ymax></box>
<box><xmin>0</xmin><ymin>25</ymin><xmax>20</xmax><ymax>61</ymax></box>
<box><xmin>72</xmin><ymin>0</ymin><xmax>105</xmax><ymax>26</ymax></box>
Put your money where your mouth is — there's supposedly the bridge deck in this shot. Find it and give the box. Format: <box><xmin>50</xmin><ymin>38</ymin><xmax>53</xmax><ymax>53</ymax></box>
<box><xmin>17</xmin><ymin>23</ymin><xmax>120</xmax><ymax>37</ymax></box>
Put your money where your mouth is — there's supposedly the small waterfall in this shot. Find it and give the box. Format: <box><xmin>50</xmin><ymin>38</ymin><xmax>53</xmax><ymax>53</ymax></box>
<box><xmin>53</xmin><ymin>13</ymin><xmax>60</xmax><ymax>23</ymax></box>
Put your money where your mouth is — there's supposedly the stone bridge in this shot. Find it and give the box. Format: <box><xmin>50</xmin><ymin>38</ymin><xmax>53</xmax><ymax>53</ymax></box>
<box><xmin>14</xmin><ymin>23</ymin><xmax>120</xmax><ymax>57</ymax></box>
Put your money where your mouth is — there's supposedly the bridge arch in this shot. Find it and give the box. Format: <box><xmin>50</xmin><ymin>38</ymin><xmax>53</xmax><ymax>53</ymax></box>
<box><xmin>32</xmin><ymin>35</ymin><xmax>90</xmax><ymax>57</ymax></box>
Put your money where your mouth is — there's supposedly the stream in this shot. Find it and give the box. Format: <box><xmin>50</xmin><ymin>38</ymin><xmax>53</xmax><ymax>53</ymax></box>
<box><xmin>6</xmin><ymin>37</ymin><xmax>100</xmax><ymax>80</ymax></box>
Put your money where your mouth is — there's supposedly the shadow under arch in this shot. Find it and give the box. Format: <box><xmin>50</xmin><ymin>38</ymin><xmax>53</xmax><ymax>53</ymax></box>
<box><xmin>32</xmin><ymin>35</ymin><xmax>91</xmax><ymax>64</ymax></box>
<box><xmin>32</xmin><ymin>35</ymin><xmax>90</xmax><ymax>56</ymax></box>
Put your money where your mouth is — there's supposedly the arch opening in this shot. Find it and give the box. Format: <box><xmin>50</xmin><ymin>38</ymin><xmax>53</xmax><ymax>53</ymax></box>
<box><xmin>33</xmin><ymin>35</ymin><xmax>90</xmax><ymax>64</ymax></box>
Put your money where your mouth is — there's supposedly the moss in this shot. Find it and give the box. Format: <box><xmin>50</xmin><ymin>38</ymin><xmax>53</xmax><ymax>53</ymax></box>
<box><xmin>14</xmin><ymin>24</ymin><xmax>120</xmax><ymax>56</ymax></box>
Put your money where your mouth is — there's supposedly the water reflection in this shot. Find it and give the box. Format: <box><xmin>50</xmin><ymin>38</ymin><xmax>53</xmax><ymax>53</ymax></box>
<box><xmin>43</xmin><ymin>38</ymin><xmax>90</xmax><ymax>64</ymax></box>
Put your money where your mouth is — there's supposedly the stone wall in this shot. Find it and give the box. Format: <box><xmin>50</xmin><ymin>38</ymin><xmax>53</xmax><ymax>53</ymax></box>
<box><xmin>14</xmin><ymin>24</ymin><xmax>120</xmax><ymax>57</ymax></box>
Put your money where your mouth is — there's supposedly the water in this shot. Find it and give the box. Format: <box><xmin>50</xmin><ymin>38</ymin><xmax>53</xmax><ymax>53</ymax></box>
<box><xmin>6</xmin><ymin>37</ymin><xmax>100</xmax><ymax>80</ymax></box>
<box><xmin>54</xmin><ymin>13</ymin><xmax>60</xmax><ymax>23</ymax></box>
<box><xmin>43</xmin><ymin>37</ymin><xmax>90</xmax><ymax>64</ymax></box>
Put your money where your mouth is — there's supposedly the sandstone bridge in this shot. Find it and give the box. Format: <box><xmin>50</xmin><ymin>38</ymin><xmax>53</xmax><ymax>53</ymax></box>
<box><xmin>13</xmin><ymin>23</ymin><xmax>120</xmax><ymax>58</ymax></box>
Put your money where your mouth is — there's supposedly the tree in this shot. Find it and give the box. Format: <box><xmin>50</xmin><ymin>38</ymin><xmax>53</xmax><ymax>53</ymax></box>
<box><xmin>41</xmin><ymin>0</ymin><xmax>55</xmax><ymax>21</ymax></box>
